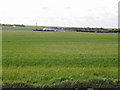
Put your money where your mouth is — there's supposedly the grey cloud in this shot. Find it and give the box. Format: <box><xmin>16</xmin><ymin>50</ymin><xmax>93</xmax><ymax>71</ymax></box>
<box><xmin>64</xmin><ymin>6</ymin><xmax>71</xmax><ymax>9</ymax></box>
<box><xmin>41</xmin><ymin>7</ymin><xmax>48</xmax><ymax>10</ymax></box>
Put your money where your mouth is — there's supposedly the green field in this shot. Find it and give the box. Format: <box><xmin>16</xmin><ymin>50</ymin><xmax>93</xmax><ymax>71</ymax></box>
<box><xmin>2</xmin><ymin>26</ymin><xmax>43</xmax><ymax>31</ymax></box>
<box><xmin>2</xmin><ymin>26</ymin><xmax>118</xmax><ymax>88</ymax></box>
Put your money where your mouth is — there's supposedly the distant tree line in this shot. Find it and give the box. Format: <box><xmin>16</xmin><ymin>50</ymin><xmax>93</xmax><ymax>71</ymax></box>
<box><xmin>42</xmin><ymin>26</ymin><xmax>119</xmax><ymax>33</ymax></box>
<box><xmin>1</xmin><ymin>24</ymin><xmax>25</xmax><ymax>27</ymax></box>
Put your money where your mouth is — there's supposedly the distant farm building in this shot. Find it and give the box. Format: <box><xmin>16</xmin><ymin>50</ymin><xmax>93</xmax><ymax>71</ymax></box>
<box><xmin>42</xmin><ymin>27</ymin><xmax>57</xmax><ymax>32</ymax></box>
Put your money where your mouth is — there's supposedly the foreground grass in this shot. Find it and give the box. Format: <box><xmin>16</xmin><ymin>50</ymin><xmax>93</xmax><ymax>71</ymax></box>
<box><xmin>3</xmin><ymin>66</ymin><xmax>118</xmax><ymax>86</ymax></box>
<box><xmin>2</xmin><ymin>27</ymin><xmax>118</xmax><ymax>87</ymax></box>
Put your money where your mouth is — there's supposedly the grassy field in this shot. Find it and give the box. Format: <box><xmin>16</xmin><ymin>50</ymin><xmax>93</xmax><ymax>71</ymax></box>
<box><xmin>2</xmin><ymin>26</ymin><xmax>118</xmax><ymax>88</ymax></box>
<box><xmin>2</xmin><ymin>26</ymin><xmax>43</xmax><ymax>31</ymax></box>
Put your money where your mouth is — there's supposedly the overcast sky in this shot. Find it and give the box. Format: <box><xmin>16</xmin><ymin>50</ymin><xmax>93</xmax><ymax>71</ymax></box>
<box><xmin>0</xmin><ymin>0</ymin><xmax>119</xmax><ymax>28</ymax></box>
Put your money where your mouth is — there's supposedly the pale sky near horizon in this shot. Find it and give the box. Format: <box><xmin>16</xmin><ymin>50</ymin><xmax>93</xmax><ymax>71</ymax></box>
<box><xmin>0</xmin><ymin>0</ymin><xmax>119</xmax><ymax>28</ymax></box>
